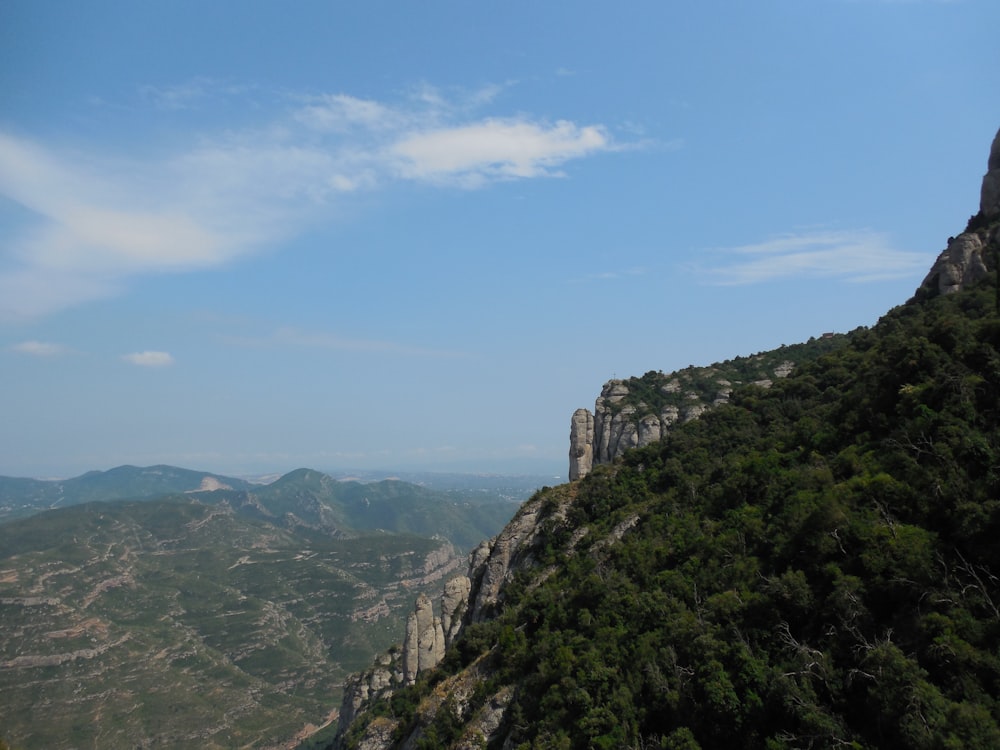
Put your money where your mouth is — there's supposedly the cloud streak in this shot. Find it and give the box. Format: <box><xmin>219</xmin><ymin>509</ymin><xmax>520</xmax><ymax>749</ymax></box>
<box><xmin>121</xmin><ymin>351</ymin><xmax>175</xmax><ymax>367</ymax></box>
<box><xmin>0</xmin><ymin>82</ymin><xmax>616</xmax><ymax>319</ymax></box>
<box><xmin>698</xmin><ymin>230</ymin><xmax>929</xmax><ymax>285</ymax></box>
<box><xmin>10</xmin><ymin>340</ymin><xmax>68</xmax><ymax>356</ymax></box>
<box><xmin>391</xmin><ymin>119</ymin><xmax>609</xmax><ymax>186</ymax></box>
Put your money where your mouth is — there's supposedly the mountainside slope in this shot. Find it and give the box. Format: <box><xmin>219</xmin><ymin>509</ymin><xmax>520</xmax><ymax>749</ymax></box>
<box><xmin>0</xmin><ymin>496</ymin><xmax>466</xmax><ymax>750</ymax></box>
<box><xmin>332</xmin><ymin>128</ymin><xmax>1000</xmax><ymax>749</ymax></box>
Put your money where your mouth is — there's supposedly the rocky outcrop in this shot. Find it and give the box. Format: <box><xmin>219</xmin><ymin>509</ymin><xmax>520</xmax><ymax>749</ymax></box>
<box><xmin>569</xmin><ymin>364</ymin><xmax>795</xmax><ymax>480</ymax></box>
<box><xmin>467</xmin><ymin>502</ymin><xmax>544</xmax><ymax>622</ymax></box>
<box><xmin>922</xmin><ymin>232</ymin><xmax>990</xmax><ymax>295</ymax></box>
<box><xmin>921</xmin><ymin>126</ymin><xmax>1000</xmax><ymax>296</ymax></box>
<box><xmin>337</xmin><ymin>652</ymin><xmax>398</xmax><ymax>735</ymax></box>
<box><xmin>441</xmin><ymin>575</ymin><xmax>470</xmax><ymax>645</ymax></box>
<box><xmin>981</xmin><ymin>127</ymin><xmax>1000</xmax><ymax>223</ymax></box>
<box><xmin>401</xmin><ymin>593</ymin><xmax>444</xmax><ymax>685</ymax></box>
<box><xmin>568</xmin><ymin>408</ymin><xmax>594</xmax><ymax>481</ymax></box>
<box><xmin>333</xmin><ymin>492</ymin><xmax>559</xmax><ymax>748</ymax></box>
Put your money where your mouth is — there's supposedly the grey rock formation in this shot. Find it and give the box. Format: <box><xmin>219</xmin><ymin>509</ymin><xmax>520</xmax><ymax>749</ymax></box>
<box><xmin>922</xmin><ymin>233</ymin><xmax>989</xmax><ymax>295</ymax></box>
<box><xmin>570</xmin><ymin>378</ymin><xmax>714</xmax><ymax>480</ymax></box>
<box><xmin>452</xmin><ymin>686</ymin><xmax>513</xmax><ymax>750</ymax></box>
<box><xmin>569</xmin><ymin>357</ymin><xmax>805</xmax><ymax>479</ymax></box>
<box><xmin>568</xmin><ymin>408</ymin><xmax>594</xmax><ymax>481</ymax></box>
<box><xmin>468</xmin><ymin>503</ymin><xmax>543</xmax><ymax>621</ymax></box>
<box><xmin>402</xmin><ymin>593</ymin><xmax>444</xmax><ymax>685</ymax></box>
<box><xmin>441</xmin><ymin>575</ymin><xmax>471</xmax><ymax>646</ymax></box>
<box><xmin>347</xmin><ymin>717</ymin><xmax>399</xmax><ymax>750</ymax></box>
<box><xmin>338</xmin><ymin>652</ymin><xmax>397</xmax><ymax>734</ymax></box>
<box><xmin>982</xmin><ymin>127</ymin><xmax>1000</xmax><ymax>222</ymax></box>
<box><xmin>922</xmin><ymin>127</ymin><xmax>1000</xmax><ymax>296</ymax></box>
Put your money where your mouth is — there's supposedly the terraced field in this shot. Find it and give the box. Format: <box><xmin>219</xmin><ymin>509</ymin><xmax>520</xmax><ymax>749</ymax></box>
<box><xmin>0</xmin><ymin>498</ymin><xmax>465</xmax><ymax>749</ymax></box>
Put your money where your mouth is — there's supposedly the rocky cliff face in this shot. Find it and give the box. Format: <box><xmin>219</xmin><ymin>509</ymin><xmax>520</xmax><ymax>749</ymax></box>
<box><xmin>921</xmin><ymin>127</ymin><xmax>1000</xmax><ymax>296</ymax></box>
<box><xmin>981</xmin><ymin>127</ymin><xmax>1000</xmax><ymax>223</ymax></box>
<box><xmin>333</xmin><ymin>492</ymin><xmax>562</xmax><ymax>748</ymax></box>
<box><xmin>568</xmin><ymin>363</ymin><xmax>795</xmax><ymax>480</ymax></box>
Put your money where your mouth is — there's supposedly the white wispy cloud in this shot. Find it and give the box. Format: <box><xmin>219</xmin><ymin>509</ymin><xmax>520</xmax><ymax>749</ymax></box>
<box><xmin>698</xmin><ymin>230</ymin><xmax>929</xmax><ymax>285</ymax></box>
<box><xmin>121</xmin><ymin>351</ymin><xmax>175</xmax><ymax>367</ymax></box>
<box><xmin>0</xmin><ymin>81</ymin><xmax>617</xmax><ymax>319</ymax></box>
<box><xmin>10</xmin><ymin>340</ymin><xmax>68</xmax><ymax>356</ymax></box>
<box><xmin>292</xmin><ymin>93</ymin><xmax>402</xmax><ymax>133</ymax></box>
<box><xmin>391</xmin><ymin>119</ymin><xmax>609</xmax><ymax>186</ymax></box>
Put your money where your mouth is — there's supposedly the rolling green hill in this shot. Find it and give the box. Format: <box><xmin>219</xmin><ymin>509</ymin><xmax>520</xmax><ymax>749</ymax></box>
<box><xmin>239</xmin><ymin>469</ymin><xmax>521</xmax><ymax>551</ymax></box>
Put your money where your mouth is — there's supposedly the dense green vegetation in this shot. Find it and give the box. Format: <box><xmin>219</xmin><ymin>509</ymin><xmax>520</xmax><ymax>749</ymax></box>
<box><xmin>345</xmin><ymin>273</ymin><xmax>1000</xmax><ymax>748</ymax></box>
<box><xmin>607</xmin><ymin>334</ymin><xmax>850</xmax><ymax>420</ymax></box>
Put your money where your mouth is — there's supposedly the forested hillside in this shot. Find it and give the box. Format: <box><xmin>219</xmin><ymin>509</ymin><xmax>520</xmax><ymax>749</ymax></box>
<box><xmin>333</xmin><ymin>139</ymin><xmax>1000</xmax><ymax>748</ymax></box>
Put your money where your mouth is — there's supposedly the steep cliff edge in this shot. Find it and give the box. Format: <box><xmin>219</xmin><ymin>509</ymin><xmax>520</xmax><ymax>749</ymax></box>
<box><xmin>568</xmin><ymin>345</ymin><xmax>832</xmax><ymax>480</ymax></box>
<box><xmin>333</xmin><ymin>489</ymin><xmax>568</xmax><ymax>748</ymax></box>
<box><xmin>330</xmin><ymin>127</ymin><xmax>1000</xmax><ymax>750</ymax></box>
<box><xmin>567</xmin><ymin>128</ymin><xmax>1000</xmax><ymax>482</ymax></box>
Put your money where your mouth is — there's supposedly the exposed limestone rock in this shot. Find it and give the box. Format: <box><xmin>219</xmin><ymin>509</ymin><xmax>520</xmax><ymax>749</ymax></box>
<box><xmin>569</xmin><ymin>356</ymin><xmax>818</xmax><ymax>478</ymax></box>
<box><xmin>401</xmin><ymin>593</ymin><xmax>444</xmax><ymax>684</ymax></box>
<box><xmin>921</xmin><ymin>129</ymin><xmax>1000</xmax><ymax>296</ymax></box>
<box><xmin>441</xmin><ymin>575</ymin><xmax>471</xmax><ymax>646</ymax></box>
<box><xmin>982</xmin><ymin>127</ymin><xmax>1000</xmax><ymax>222</ymax></box>
<box><xmin>469</xmin><ymin>538</ymin><xmax>492</xmax><ymax>574</ymax></box>
<box><xmin>637</xmin><ymin>413</ymin><xmax>662</xmax><ymax>445</ymax></box>
<box><xmin>606</xmin><ymin>406</ymin><xmax>639</xmax><ymax>457</ymax></box>
<box><xmin>713</xmin><ymin>386</ymin><xmax>733</xmax><ymax>406</ymax></box>
<box><xmin>774</xmin><ymin>360</ymin><xmax>795</xmax><ymax>378</ymax></box>
<box><xmin>602</xmin><ymin>380</ymin><xmax>630</xmax><ymax>402</ymax></box>
<box><xmin>454</xmin><ymin>686</ymin><xmax>514</xmax><ymax>750</ymax></box>
<box><xmin>591</xmin><ymin>383</ymin><xmax>616</xmax><ymax>464</ymax></box>
<box><xmin>568</xmin><ymin>408</ymin><xmax>594</xmax><ymax>481</ymax></box>
<box><xmin>469</xmin><ymin>504</ymin><xmax>543</xmax><ymax>622</ymax></box>
<box><xmin>682</xmin><ymin>403</ymin><xmax>708</xmax><ymax>421</ymax></box>
<box><xmin>338</xmin><ymin>653</ymin><xmax>398</xmax><ymax>734</ymax></box>
<box><xmin>922</xmin><ymin>233</ymin><xmax>989</xmax><ymax>295</ymax></box>
<box><xmin>348</xmin><ymin>717</ymin><xmax>399</xmax><ymax>750</ymax></box>
<box><xmin>402</xmin><ymin>609</ymin><xmax>419</xmax><ymax>683</ymax></box>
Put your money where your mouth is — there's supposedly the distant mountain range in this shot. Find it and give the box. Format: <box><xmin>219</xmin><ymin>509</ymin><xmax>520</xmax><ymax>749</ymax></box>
<box><xmin>0</xmin><ymin>463</ymin><xmax>255</xmax><ymax>522</ymax></box>
<box><xmin>0</xmin><ymin>464</ymin><xmax>531</xmax><ymax>551</ymax></box>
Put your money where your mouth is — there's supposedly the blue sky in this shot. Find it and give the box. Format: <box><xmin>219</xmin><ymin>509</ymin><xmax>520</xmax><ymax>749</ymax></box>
<box><xmin>1</xmin><ymin>0</ymin><xmax>998</xmax><ymax>479</ymax></box>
